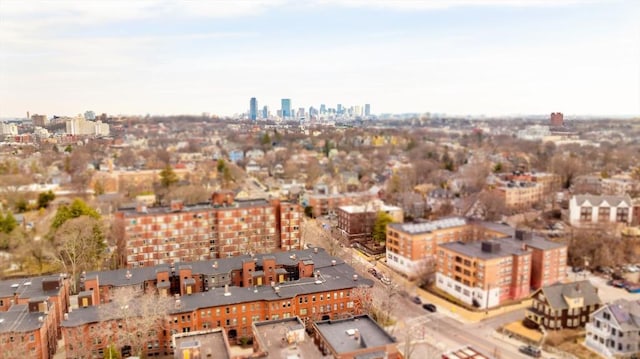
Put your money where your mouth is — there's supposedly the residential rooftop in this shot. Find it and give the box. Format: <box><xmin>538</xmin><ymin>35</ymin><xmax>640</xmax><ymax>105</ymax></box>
<box><xmin>0</xmin><ymin>274</ymin><xmax>66</xmax><ymax>299</ymax></box>
<box><xmin>387</xmin><ymin>217</ymin><xmax>467</xmax><ymax>234</ymax></box>
<box><xmin>0</xmin><ymin>304</ymin><xmax>48</xmax><ymax>333</ymax></box>
<box><xmin>439</xmin><ymin>238</ymin><xmax>530</xmax><ymax>260</ymax></box>
<box><xmin>116</xmin><ymin>198</ymin><xmax>277</xmax><ymax>217</ymax></box>
<box><xmin>539</xmin><ymin>280</ymin><xmax>601</xmax><ymax>311</ymax></box>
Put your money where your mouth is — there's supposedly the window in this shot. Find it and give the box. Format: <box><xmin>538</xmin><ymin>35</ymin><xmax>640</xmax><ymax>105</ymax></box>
<box><xmin>580</xmin><ymin>207</ymin><xmax>592</xmax><ymax>222</ymax></box>
<box><xmin>616</xmin><ymin>208</ymin><xmax>629</xmax><ymax>223</ymax></box>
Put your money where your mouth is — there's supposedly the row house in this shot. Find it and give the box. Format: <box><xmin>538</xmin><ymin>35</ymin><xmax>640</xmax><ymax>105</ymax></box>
<box><xmin>0</xmin><ymin>275</ymin><xmax>70</xmax><ymax>340</ymax></box>
<box><xmin>0</xmin><ymin>298</ymin><xmax>58</xmax><ymax>359</ymax></box>
<box><xmin>385</xmin><ymin>218</ymin><xmax>505</xmax><ymax>278</ymax></box>
<box><xmin>435</xmin><ymin>228</ymin><xmax>567</xmax><ymax>309</ymax></box>
<box><xmin>116</xmin><ymin>192</ymin><xmax>301</xmax><ymax>268</ymax></box>
<box><xmin>569</xmin><ymin>194</ymin><xmax>633</xmax><ymax>226</ymax></box>
<box><xmin>586</xmin><ymin>299</ymin><xmax>640</xmax><ymax>359</ymax></box>
<box><xmin>526</xmin><ymin>280</ymin><xmax>601</xmax><ymax>330</ymax></box>
<box><xmin>336</xmin><ymin>200</ymin><xmax>403</xmax><ymax>244</ymax></box>
<box><xmin>80</xmin><ymin>248</ymin><xmax>333</xmax><ymax>305</ymax></box>
<box><xmin>62</xmin><ymin>249</ymin><xmax>372</xmax><ymax>358</ymax></box>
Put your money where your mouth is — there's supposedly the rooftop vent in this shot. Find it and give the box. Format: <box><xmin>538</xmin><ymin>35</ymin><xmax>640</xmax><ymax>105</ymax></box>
<box><xmin>481</xmin><ymin>241</ymin><xmax>501</xmax><ymax>253</ymax></box>
<box><xmin>38</xmin><ymin>316</ymin><xmax>44</xmax><ymax>323</ymax></box>
<box><xmin>10</xmin><ymin>283</ymin><xmax>19</xmax><ymax>288</ymax></box>
<box><xmin>314</xmin><ymin>247</ymin><xmax>318</xmax><ymax>253</ymax></box>
<box><xmin>63</xmin><ymin>313</ymin><xmax>69</xmax><ymax>321</ymax></box>
<box><xmin>125</xmin><ymin>271</ymin><xmax>132</xmax><ymax>280</ymax></box>
<box><xmin>212</xmin><ymin>261</ymin><xmax>218</xmax><ymax>269</ymax></box>
<box><xmin>353</xmin><ymin>274</ymin><xmax>358</xmax><ymax>281</ymax></box>
<box><xmin>24</xmin><ymin>282</ymin><xmax>31</xmax><ymax>286</ymax></box>
<box><xmin>224</xmin><ymin>284</ymin><xmax>231</xmax><ymax>297</ymax></box>
<box><xmin>331</xmin><ymin>260</ymin><xmax>336</xmax><ymax>266</ymax></box>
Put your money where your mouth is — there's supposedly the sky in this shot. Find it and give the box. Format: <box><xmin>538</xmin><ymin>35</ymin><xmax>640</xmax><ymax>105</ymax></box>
<box><xmin>0</xmin><ymin>0</ymin><xmax>638</xmax><ymax>118</ymax></box>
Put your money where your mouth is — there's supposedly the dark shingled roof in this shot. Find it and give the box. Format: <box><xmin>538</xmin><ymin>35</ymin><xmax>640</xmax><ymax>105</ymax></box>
<box><xmin>63</xmin><ymin>249</ymin><xmax>373</xmax><ymax>327</ymax></box>
<box><xmin>538</xmin><ymin>280</ymin><xmax>601</xmax><ymax>311</ymax></box>
<box><xmin>0</xmin><ymin>274</ymin><xmax>66</xmax><ymax>299</ymax></box>
<box><xmin>0</xmin><ymin>304</ymin><xmax>48</xmax><ymax>333</ymax></box>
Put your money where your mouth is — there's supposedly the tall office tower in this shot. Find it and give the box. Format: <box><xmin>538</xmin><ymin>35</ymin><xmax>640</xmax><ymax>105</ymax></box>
<box><xmin>337</xmin><ymin>104</ymin><xmax>344</xmax><ymax>115</ymax></box>
<box><xmin>262</xmin><ymin>105</ymin><xmax>268</xmax><ymax>119</ymax></box>
<box><xmin>364</xmin><ymin>104</ymin><xmax>371</xmax><ymax>117</ymax></box>
<box><xmin>31</xmin><ymin>114</ymin><xmax>48</xmax><ymax>127</ymax></box>
<box><xmin>281</xmin><ymin>99</ymin><xmax>291</xmax><ymax>118</ymax></box>
<box><xmin>297</xmin><ymin>107</ymin><xmax>305</xmax><ymax>119</ymax></box>
<box><xmin>320</xmin><ymin>104</ymin><xmax>326</xmax><ymax>114</ymax></box>
<box><xmin>84</xmin><ymin>110</ymin><xmax>96</xmax><ymax>120</ymax></box>
<box><xmin>249</xmin><ymin>97</ymin><xmax>258</xmax><ymax>121</ymax></box>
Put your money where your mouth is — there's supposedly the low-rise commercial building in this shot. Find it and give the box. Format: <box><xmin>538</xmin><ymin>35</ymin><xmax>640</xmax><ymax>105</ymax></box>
<box><xmin>312</xmin><ymin>314</ymin><xmax>401</xmax><ymax>359</ymax></box>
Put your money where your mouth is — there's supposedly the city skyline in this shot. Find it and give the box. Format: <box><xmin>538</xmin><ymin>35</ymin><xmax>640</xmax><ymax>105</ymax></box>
<box><xmin>0</xmin><ymin>0</ymin><xmax>638</xmax><ymax>118</ymax></box>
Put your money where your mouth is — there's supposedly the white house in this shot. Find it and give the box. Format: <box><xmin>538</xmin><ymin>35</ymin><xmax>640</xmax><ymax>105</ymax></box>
<box><xmin>568</xmin><ymin>194</ymin><xmax>633</xmax><ymax>226</ymax></box>
<box><xmin>585</xmin><ymin>299</ymin><xmax>640</xmax><ymax>359</ymax></box>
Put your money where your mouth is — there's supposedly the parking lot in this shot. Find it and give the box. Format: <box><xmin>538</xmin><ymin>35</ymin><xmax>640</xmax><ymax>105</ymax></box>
<box><xmin>567</xmin><ymin>270</ymin><xmax>639</xmax><ymax>303</ymax></box>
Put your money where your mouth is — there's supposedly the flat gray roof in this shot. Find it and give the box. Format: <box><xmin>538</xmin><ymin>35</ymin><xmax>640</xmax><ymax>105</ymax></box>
<box><xmin>173</xmin><ymin>329</ymin><xmax>230</xmax><ymax>359</ymax></box>
<box><xmin>253</xmin><ymin>317</ymin><xmax>321</xmax><ymax>358</ymax></box>
<box><xmin>314</xmin><ymin>315</ymin><xmax>395</xmax><ymax>354</ymax></box>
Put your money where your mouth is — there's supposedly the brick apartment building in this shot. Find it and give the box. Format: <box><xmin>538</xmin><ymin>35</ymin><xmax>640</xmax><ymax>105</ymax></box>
<box><xmin>385</xmin><ymin>217</ymin><xmax>505</xmax><ymax>278</ymax></box>
<box><xmin>115</xmin><ymin>192</ymin><xmax>302</xmax><ymax>268</ymax></box>
<box><xmin>62</xmin><ymin>248</ymin><xmax>373</xmax><ymax>358</ymax></box>
<box><xmin>495</xmin><ymin>181</ymin><xmax>544</xmax><ymax>210</ymax></box>
<box><xmin>336</xmin><ymin>200</ymin><xmax>403</xmax><ymax>244</ymax></box>
<box><xmin>0</xmin><ymin>275</ymin><xmax>71</xmax><ymax>359</ymax></box>
<box><xmin>436</xmin><ymin>227</ymin><xmax>567</xmax><ymax>309</ymax></box>
<box><xmin>498</xmin><ymin>171</ymin><xmax>562</xmax><ymax>194</ymax></box>
<box><xmin>305</xmin><ymin>191</ymin><xmax>377</xmax><ymax>218</ymax></box>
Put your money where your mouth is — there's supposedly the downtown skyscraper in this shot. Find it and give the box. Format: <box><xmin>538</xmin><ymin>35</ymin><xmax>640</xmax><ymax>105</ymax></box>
<box><xmin>281</xmin><ymin>98</ymin><xmax>291</xmax><ymax>118</ymax></box>
<box><xmin>249</xmin><ymin>97</ymin><xmax>258</xmax><ymax>121</ymax></box>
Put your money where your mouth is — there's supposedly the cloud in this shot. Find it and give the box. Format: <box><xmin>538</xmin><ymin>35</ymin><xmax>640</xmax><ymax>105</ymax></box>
<box><xmin>313</xmin><ymin>0</ymin><xmax>603</xmax><ymax>10</ymax></box>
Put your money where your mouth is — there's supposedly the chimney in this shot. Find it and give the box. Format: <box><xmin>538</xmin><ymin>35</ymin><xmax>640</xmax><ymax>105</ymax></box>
<box><xmin>224</xmin><ymin>284</ymin><xmax>231</xmax><ymax>296</ymax></box>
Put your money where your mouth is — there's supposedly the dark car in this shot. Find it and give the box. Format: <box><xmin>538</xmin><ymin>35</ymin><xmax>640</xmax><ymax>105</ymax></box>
<box><xmin>412</xmin><ymin>296</ymin><xmax>422</xmax><ymax>304</ymax></box>
<box><xmin>519</xmin><ymin>345</ymin><xmax>541</xmax><ymax>358</ymax></box>
<box><xmin>422</xmin><ymin>303</ymin><xmax>437</xmax><ymax>312</ymax></box>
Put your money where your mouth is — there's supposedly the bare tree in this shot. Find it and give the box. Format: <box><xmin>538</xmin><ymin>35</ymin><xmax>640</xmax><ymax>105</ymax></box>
<box><xmin>99</xmin><ymin>286</ymin><xmax>172</xmax><ymax>358</ymax></box>
<box><xmin>51</xmin><ymin>216</ymin><xmax>106</xmax><ymax>293</ymax></box>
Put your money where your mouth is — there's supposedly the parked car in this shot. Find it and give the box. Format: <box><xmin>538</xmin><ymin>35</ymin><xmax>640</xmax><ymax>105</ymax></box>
<box><xmin>519</xmin><ymin>345</ymin><xmax>541</xmax><ymax>358</ymax></box>
<box><xmin>412</xmin><ymin>296</ymin><xmax>422</xmax><ymax>305</ymax></box>
<box><xmin>422</xmin><ymin>303</ymin><xmax>437</xmax><ymax>312</ymax></box>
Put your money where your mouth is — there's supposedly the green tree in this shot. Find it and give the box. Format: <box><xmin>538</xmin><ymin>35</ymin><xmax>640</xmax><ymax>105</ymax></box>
<box><xmin>0</xmin><ymin>212</ymin><xmax>18</xmax><ymax>234</ymax></box>
<box><xmin>304</xmin><ymin>206</ymin><xmax>314</xmax><ymax>218</ymax></box>
<box><xmin>260</xmin><ymin>132</ymin><xmax>271</xmax><ymax>146</ymax></box>
<box><xmin>37</xmin><ymin>190</ymin><xmax>56</xmax><ymax>209</ymax></box>
<box><xmin>52</xmin><ymin>198</ymin><xmax>100</xmax><ymax>229</ymax></box>
<box><xmin>103</xmin><ymin>344</ymin><xmax>121</xmax><ymax>359</ymax></box>
<box><xmin>493</xmin><ymin>162</ymin><xmax>503</xmax><ymax>173</ymax></box>
<box><xmin>216</xmin><ymin>158</ymin><xmax>226</xmax><ymax>173</ymax></box>
<box><xmin>372</xmin><ymin>211</ymin><xmax>393</xmax><ymax>243</ymax></box>
<box><xmin>159</xmin><ymin>165</ymin><xmax>179</xmax><ymax>188</ymax></box>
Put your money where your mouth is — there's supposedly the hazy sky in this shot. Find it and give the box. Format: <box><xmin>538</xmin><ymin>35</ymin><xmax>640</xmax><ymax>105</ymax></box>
<box><xmin>1</xmin><ymin>0</ymin><xmax>638</xmax><ymax>118</ymax></box>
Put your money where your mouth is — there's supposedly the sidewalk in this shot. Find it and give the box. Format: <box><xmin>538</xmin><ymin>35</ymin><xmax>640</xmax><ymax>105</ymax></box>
<box><xmin>377</xmin><ymin>259</ymin><xmax>531</xmax><ymax>323</ymax></box>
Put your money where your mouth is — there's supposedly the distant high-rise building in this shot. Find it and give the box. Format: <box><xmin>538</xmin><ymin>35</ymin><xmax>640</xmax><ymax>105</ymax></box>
<box><xmin>320</xmin><ymin>104</ymin><xmax>326</xmax><ymax>114</ymax></box>
<box><xmin>84</xmin><ymin>110</ymin><xmax>96</xmax><ymax>120</ymax></box>
<box><xmin>262</xmin><ymin>105</ymin><xmax>268</xmax><ymax>119</ymax></box>
<box><xmin>31</xmin><ymin>114</ymin><xmax>48</xmax><ymax>127</ymax></box>
<box><xmin>281</xmin><ymin>99</ymin><xmax>291</xmax><ymax>118</ymax></box>
<box><xmin>297</xmin><ymin>107</ymin><xmax>305</xmax><ymax>119</ymax></box>
<box><xmin>337</xmin><ymin>104</ymin><xmax>343</xmax><ymax>115</ymax></box>
<box><xmin>550</xmin><ymin>112</ymin><xmax>564</xmax><ymax>127</ymax></box>
<box><xmin>364</xmin><ymin>104</ymin><xmax>371</xmax><ymax>117</ymax></box>
<box><xmin>250</xmin><ymin>97</ymin><xmax>258</xmax><ymax>121</ymax></box>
